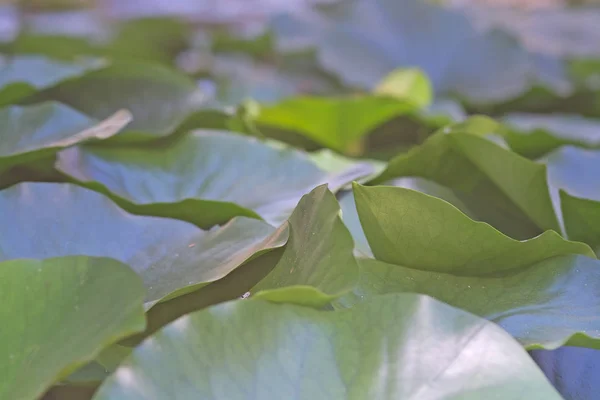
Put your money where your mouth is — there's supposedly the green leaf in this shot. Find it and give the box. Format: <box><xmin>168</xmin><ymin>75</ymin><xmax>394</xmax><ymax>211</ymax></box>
<box><xmin>33</xmin><ymin>62</ymin><xmax>204</xmax><ymax>141</ymax></box>
<box><xmin>339</xmin><ymin>256</ymin><xmax>600</xmax><ymax>349</ymax></box>
<box><xmin>502</xmin><ymin>113</ymin><xmax>600</xmax><ymax>158</ymax></box>
<box><xmin>339</xmin><ymin>177</ymin><xmax>476</xmax><ymax>258</ymax></box>
<box><xmin>0</xmin><ymin>102</ymin><xmax>131</xmax><ymax>172</ymax></box>
<box><xmin>374</xmin><ymin>68</ymin><xmax>432</xmax><ymax>108</ymax></box>
<box><xmin>251</xmin><ymin>185</ymin><xmax>359</xmax><ymax>307</ymax></box>
<box><xmin>353</xmin><ymin>184</ymin><xmax>594</xmax><ymax>275</ymax></box>
<box><xmin>545</xmin><ymin>146</ymin><xmax>600</xmax><ymax>250</ymax></box>
<box><xmin>93</xmin><ymin>293</ymin><xmax>562</xmax><ymax>400</ymax></box>
<box><xmin>256</xmin><ymin>96</ymin><xmax>417</xmax><ymax>152</ymax></box>
<box><xmin>0</xmin><ymin>55</ymin><xmax>105</xmax><ymax>106</ymax></box>
<box><xmin>0</xmin><ymin>183</ymin><xmax>285</xmax><ymax>309</ymax></box>
<box><xmin>0</xmin><ymin>256</ymin><xmax>146</xmax><ymax>400</ymax></box>
<box><xmin>370</xmin><ymin>129</ymin><xmax>561</xmax><ymax>238</ymax></box>
<box><xmin>56</xmin><ymin>131</ymin><xmax>370</xmax><ymax>228</ymax></box>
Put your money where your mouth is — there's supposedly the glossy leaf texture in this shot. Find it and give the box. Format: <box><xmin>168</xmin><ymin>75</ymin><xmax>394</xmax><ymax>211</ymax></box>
<box><xmin>56</xmin><ymin>131</ymin><xmax>374</xmax><ymax>228</ymax></box>
<box><xmin>93</xmin><ymin>294</ymin><xmax>561</xmax><ymax>400</ymax></box>
<box><xmin>369</xmin><ymin>128</ymin><xmax>561</xmax><ymax>239</ymax></box>
<box><xmin>0</xmin><ymin>102</ymin><xmax>131</xmax><ymax>172</ymax></box>
<box><xmin>32</xmin><ymin>62</ymin><xmax>205</xmax><ymax>141</ymax></box>
<box><xmin>0</xmin><ymin>256</ymin><xmax>146</xmax><ymax>400</ymax></box>
<box><xmin>0</xmin><ymin>182</ymin><xmax>286</xmax><ymax>310</ymax></box>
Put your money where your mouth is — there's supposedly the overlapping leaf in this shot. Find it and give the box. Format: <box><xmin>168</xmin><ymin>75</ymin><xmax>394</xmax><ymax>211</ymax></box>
<box><xmin>0</xmin><ymin>256</ymin><xmax>146</xmax><ymax>400</ymax></box>
<box><xmin>33</xmin><ymin>62</ymin><xmax>205</xmax><ymax>140</ymax></box>
<box><xmin>370</xmin><ymin>127</ymin><xmax>560</xmax><ymax>239</ymax></box>
<box><xmin>257</xmin><ymin>95</ymin><xmax>417</xmax><ymax>153</ymax></box>
<box><xmin>349</xmin><ymin>184</ymin><xmax>600</xmax><ymax>348</ymax></box>
<box><xmin>93</xmin><ymin>293</ymin><xmax>561</xmax><ymax>400</ymax></box>
<box><xmin>0</xmin><ymin>102</ymin><xmax>131</xmax><ymax>172</ymax></box>
<box><xmin>354</xmin><ymin>184</ymin><xmax>592</xmax><ymax>274</ymax></box>
<box><xmin>0</xmin><ymin>55</ymin><xmax>105</xmax><ymax>106</ymax></box>
<box><xmin>275</xmin><ymin>0</ymin><xmax>570</xmax><ymax>103</ymax></box>
<box><xmin>0</xmin><ymin>182</ymin><xmax>285</xmax><ymax>309</ymax></box>
<box><xmin>56</xmin><ymin>131</ymin><xmax>374</xmax><ymax>227</ymax></box>
<box><xmin>502</xmin><ymin>113</ymin><xmax>600</xmax><ymax>158</ymax></box>
<box><xmin>251</xmin><ymin>185</ymin><xmax>359</xmax><ymax>307</ymax></box>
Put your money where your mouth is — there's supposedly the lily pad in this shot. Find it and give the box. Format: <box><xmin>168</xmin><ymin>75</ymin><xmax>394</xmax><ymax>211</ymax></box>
<box><xmin>0</xmin><ymin>256</ymin><xmax>146</xmax><ymax>400</ymax></box>
<box><xmin>93</xmin><ymin>293</ymin><xmax>562</xmax><ymax>400</ymax></box>
<box><xmin>353</xmin><ymin>183</ymin><xmax>594</xmax><ymax>275</ymax></box>
<box><xmin>257</xmin><ymin>96</ymin><xmax>417</xmax><ymax>152</ymax></box>
<box><xmin>0</xmin><ymin>182</ymin><xmax>285</xmax><ymax>309</ymax></box>
<box><xmin>370</xmin><ymin>128</ymin><xmax>561</xmax><ymax>238</ymax></box>
<box><xmin>34</xmin><ymin>62</ymin><xmax>205</xmax><ymax>141</ymax></box>
<box><xmin>56</xmin><ymin>131</ymin><xmax>371</xmax><ymax>228</ymax></box>
<box><xmin>0</xmin><ymin>101</ymin><xmax>131</xmax><ymax>172</ymax></box>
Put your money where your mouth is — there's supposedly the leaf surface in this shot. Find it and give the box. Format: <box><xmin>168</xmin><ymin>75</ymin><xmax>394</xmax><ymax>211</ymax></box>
<box><xmin>353</xmin><ymin>184</ymin><xmax>593</xmax><ymax>275</ymax></box>
<box><xmin>93</xmin><ymin>294</ymin><xmax>562</xmax><ymax>400</ymax></box>
<box><xmin>0</xmin><ymin>256</ymin><xmax>146</xmax><ymax>400</ymax></box>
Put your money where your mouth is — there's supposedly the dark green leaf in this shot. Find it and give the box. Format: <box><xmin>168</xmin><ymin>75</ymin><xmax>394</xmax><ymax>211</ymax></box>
<box><xmin>0</xmin><ymin>256</ymin><xmax>146</xmax><ymax>400</ymax></box>
<box><xmin>370</xmin><ymin>129</ymin><xmax>561</xmax><ymax>238</ymax></box>
<box><xmin>251</xmin><ymin>185</ymin><xmax>358</xmax><ymax>307</ymax></box>
<box><xmin>353</xmin><ymin>184</ymin><xmax>593</xmax><ymax>275</ymax></box>
<box><xmin>93</xmin><ymin>293</ymin><xmax>562</xmax><ymax>400</ymax></box>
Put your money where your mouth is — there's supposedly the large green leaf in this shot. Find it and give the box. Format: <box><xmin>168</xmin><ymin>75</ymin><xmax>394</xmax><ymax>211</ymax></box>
<box><xmin>0</xmin><ymin>102</ymin><xmax>131</xmax><ymax>172</ymax></box>
<box><xmin>339</xmin><ymin>256</ymin><xmax>600</xmax><ymax>349</ymax></box>
<box><xmin>56</xmin><ymin>131</ymin><xmax>372</xmax><ymax>228</ymax></box>
<box><xmin>33</xmin><ymin>62</ymin><xmax>204</xmax><ymax>140</ymax></box>
<box><xmin>339</xmin><ymin>177</ymin><xmax>476</xmax><ymax>258</ymax></box>
<box><xmin>0</xmin><ymin>55</ymin><xmax>104</xmax><ymax>106</ymax></box>
<box><xmin>93</xmin><ymin>293</ymin><xmax>561</xmax><ymax>400</ymax></box>
<box><xmin>353</xmin><ymin>184</ymin><xmax>594</xmax><ymax>275</ymax></box>
<box><xmin>370</xmin><ymin>129</ymin><xmax>560</xmax><ymax>238</ymax></box>
<box><xmin>545</xmin><ymin>146</ymin><xmax>600</xmax><ymax>251</ymax></box>
<box><xmin>256</xmin><ymin>96</ymin><xmax>417</xmax><ymax>152</ymax></box>
<box><xmin>279</xmin><ymin>0</ymin><xmax>568</xmax><ymax>103</ymax></box>
<box><xmin>0</xmin><ymin>256</ymin><xmax>146</xmax><ymax>400</ymax></box>
<box><xmin>251</xmin><ymin>185</ymin><xmax>359</xmax><ymax>307</ymax></box>
<box><xmin>0</xmin><ymin>183</ymin><xmax>285</xmax><ymax>309</ymax></box>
